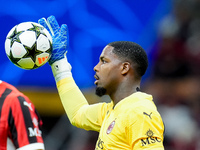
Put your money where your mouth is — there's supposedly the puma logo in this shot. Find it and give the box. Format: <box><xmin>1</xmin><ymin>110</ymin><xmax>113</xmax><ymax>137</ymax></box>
<box><xmin>143</xmin><ymin>112</ymin><xmax>152</xmax><ymax>119</ymax></box>
<box><xmin>23</xmin><ymin>101</ymin><xmax>33</xmax><ymax>111</ymax></box>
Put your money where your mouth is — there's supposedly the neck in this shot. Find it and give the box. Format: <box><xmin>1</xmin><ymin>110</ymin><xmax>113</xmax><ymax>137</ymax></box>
<box><xmin>110</xmin><ymin>84</ymin><xmax>140</xmax><ymax>107</ymax></box>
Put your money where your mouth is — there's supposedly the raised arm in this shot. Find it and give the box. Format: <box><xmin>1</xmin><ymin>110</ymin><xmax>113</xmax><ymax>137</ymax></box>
<box><xmin>38</xmin><ymin>16</ymin><xmax>103</xmax><ymax>131</ymax></box>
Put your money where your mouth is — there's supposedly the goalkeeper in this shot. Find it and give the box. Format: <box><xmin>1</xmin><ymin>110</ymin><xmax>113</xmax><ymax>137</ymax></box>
<box><xmin>39</xmin><ymin>16</ymin><xmax>165</xmax><ymax>150</ymax></box>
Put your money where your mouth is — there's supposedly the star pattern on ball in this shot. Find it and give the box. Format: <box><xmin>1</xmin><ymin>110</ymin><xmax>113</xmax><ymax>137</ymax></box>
<box><xmin>8</xmin><ymin>27</ymin><xmax>24</xmax><ymax>46</ymax></box>
<box><xmin>8</xmin><ymin>50</ymin><xmax>21</xmax><ymax>66</ymax></box>
<box><xmin>28</xmin><ymin>23</ymin><xmax>45</xmax><ymax>38</ymax></box>
<box><xmin>23</xmin><ymin>42</ymin><xmax>43</xmax><ymax>61</ymax></box>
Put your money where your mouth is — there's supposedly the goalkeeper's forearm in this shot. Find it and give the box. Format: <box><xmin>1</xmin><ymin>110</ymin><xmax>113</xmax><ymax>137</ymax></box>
<box><xmin>51</xmin><ymin>58</ymin><xmax>89</xmax><ymax>125</ymax></box>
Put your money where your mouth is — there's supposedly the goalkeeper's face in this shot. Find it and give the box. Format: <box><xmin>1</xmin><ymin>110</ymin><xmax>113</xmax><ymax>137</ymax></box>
<box><xmin>94</xmin><ymin>45</ymin><xmax>123</xmax><ymax>97</ymax></box>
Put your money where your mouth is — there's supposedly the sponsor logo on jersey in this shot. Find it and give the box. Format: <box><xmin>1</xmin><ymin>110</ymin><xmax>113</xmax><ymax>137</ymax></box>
<box><xmin>106</xmin><ymin>120</ymin><xmax>115</xmax><ymax>134</ymax></box>
<box><xmin>141</xmin><ymin>129</ymin><xmax>161</xmax><ymax>146</ymax></box>
<box><xmin>28</xmin><ymin>127</ymin><xmax>42</xmax><ymax>137</ymax></box>
<box><xmin>146</xmin><ymin>129</ymin><xmax>154</xmax><ymax>137</ymax></box>
<box><xmin>96</xmin><ymin>137</ymin><xmax>104</xmax><ymax>149</ymax></box>
<box><xmin>32</xmin><ymin>117</ymin><xmax>38</xmax><ymax>126</ymax></box>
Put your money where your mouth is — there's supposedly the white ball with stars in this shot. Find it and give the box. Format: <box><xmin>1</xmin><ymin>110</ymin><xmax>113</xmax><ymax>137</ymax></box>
<box><xmin>5</xmin><ymin>22</ymin><xmax>52</xmax><ymax>70</ymax></box>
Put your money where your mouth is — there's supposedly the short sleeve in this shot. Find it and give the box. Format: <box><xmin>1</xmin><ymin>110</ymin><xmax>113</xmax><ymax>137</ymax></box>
<box><xmin>8</xmin><ymin>94</ymin><xmax>44</xmax><ymax>149</ymax></box>
<box><xmin>126</xmin><ymin>108</ymin><xmax>164</xmax><ymax>150</ymax></box>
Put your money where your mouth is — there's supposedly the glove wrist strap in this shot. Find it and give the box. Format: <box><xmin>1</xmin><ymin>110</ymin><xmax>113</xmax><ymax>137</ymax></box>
<box><xmin>51</xmin><ymin>58</ymin><xmax>72</xmax><ymax>82</ymax></box>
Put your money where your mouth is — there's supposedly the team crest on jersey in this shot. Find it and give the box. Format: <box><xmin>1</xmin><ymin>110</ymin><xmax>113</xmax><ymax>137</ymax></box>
<box><xmin>106</xmin><ymin>120</ymin><xmax>115</xmax><ymax>134</ymax></box>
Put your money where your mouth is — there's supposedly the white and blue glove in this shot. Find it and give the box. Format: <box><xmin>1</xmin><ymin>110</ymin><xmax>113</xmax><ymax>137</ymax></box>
<box><xmin>38</xmin><ymin>15</ymin><xmax>72</xmax><ymax>81</ymax></box>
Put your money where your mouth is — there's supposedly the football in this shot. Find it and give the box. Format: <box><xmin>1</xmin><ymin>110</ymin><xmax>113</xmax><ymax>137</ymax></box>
<box><xmin>5</xmin><ymin>22</ymin><xmax>52</xmax><ymax>70</ymax></box>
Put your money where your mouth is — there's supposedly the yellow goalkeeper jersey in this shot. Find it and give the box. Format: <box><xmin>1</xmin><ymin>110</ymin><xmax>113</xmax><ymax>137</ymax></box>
<box><xmin>57</xmin><ymin>77</ymin><xmax>165</xmax><ymax>150</ymax></box>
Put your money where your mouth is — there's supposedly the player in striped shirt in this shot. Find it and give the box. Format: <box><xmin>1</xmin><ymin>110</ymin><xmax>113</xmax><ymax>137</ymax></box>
<box><xmin>39</xmin><ymin>15</ymin><xmax>165</xmax><ymax>149</ymax></box>
<box><xmin>0</xmin><ymin>80</ymin><xmax>44</xmax><ymax>150</ymax></box>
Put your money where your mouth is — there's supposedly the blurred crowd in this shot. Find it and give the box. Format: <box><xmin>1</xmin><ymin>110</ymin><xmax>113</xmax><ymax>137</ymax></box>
<box><xmin>144</xmin><ymin>0</ymin><xmax>200</xmax><ymax>149</ymax></box>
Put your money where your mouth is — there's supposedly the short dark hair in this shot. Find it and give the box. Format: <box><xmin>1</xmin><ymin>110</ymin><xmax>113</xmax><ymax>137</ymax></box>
<box><xmin>108</xmin><ymin>41</ymin><xmax>148</xmax><ymax>78</ymax></box>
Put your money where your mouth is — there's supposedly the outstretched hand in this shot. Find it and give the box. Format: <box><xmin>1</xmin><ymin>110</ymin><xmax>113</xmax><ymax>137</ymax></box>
<box><xmin>38</xmin><ymin>15</ymin><xmax>68</xmax><ymax>65</ymax></box>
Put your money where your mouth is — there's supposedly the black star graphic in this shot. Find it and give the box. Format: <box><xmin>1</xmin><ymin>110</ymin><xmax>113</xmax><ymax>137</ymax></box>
<box><xmin>23</xmin><ymin>42</ymin><xmax>43</xmax><ymax>62</ymax></box>
<box><xmin>8</xmin><ymin>50</ymin><xmax>21</xmax><ymax>67</ymax></box>
<box><xmin>8</xmin><ymin>27</ymin><xmax>24</xmax><ymax>46</ymax></box>
<box><xmin>28</xmin><ymin>23</ymin><xmax>45</xmax><ymax>38</ymax></box>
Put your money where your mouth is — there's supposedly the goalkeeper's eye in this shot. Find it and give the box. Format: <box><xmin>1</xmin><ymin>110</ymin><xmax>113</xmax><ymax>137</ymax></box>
<box><xmin>100</xmin><ymin>58</ymin><xmax>107</xmax><ymax>64</ymax></box>
<box><xmin>99</xmin><ymin>56</ymin><xmax>108</xmax><ymax>64</ymax></box>
<box><xmin>102</xmin><ymin>60</ymin><xmax>106</xmax><ymax>64</ymax></box>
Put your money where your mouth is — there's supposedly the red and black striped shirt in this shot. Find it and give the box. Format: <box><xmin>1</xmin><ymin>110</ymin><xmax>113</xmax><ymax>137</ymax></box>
<box><xmin>0</xmin><ymin>81</ymin><xmax>44</xmax><ymax>150</ymax></box>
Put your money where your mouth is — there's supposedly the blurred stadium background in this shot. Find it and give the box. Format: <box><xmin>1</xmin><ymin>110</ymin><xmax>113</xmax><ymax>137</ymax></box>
<box><xmin>1</xmin><ymin>0</ymin><xmax>200</xmax><ymax>149</ymax></box>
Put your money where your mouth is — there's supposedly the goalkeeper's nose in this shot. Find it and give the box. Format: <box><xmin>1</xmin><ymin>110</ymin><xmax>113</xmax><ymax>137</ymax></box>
<box><xmin>94</xmin><ymin>62</ymin><xmax>100</xmax><ymax>72</ymax></box>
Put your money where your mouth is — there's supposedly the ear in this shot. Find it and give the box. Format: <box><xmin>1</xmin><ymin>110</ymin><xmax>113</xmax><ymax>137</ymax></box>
<box><xmin>121</xmin><ymin>62</ymin><xmax>131</xmax><ymax>75</ymax></box>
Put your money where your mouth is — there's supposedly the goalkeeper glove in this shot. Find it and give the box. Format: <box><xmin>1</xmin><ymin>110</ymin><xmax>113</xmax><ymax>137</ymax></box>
<box><xmin>38</xmin><ymin>15</ymin><xmax>72</xmax><ymax>81</ymax></box>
